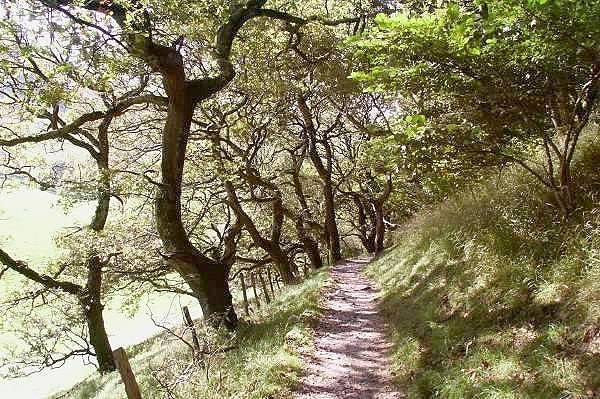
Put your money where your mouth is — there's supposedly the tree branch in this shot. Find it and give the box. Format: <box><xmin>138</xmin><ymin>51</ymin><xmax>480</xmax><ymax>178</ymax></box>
<box><xmin>0</xmin><ymin>249</ymin><xmax>82</xmax><ymax>296</ymax></box>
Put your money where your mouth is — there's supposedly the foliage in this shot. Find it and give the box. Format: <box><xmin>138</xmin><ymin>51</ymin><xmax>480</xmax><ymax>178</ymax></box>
<box><xmin>1</xmin><ymin>0</ymin><xmax>598</xmax><ymax>394</ymax></box>
<box><xmin>0</xmin><ymin>0</ymin><xmax>397</xmax><ymax>378</ymax></box>
<box><xmin>348</xmin><ymin>0</ymin><xmax>600</xmax><ymax>215</ymax></box>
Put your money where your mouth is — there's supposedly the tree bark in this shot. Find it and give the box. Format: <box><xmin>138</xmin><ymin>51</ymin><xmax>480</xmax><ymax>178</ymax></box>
<box><xmin>81</xmin><ymin>115</ymin><xmax>116</xmax><ymax>372</ymax></box>
<box><xmin>373</xmin><ymin>202</ymin><xmax>386</xmax><ymax>253</ymax></box>
<box><xmin>90</xmin><ymin>115</ymin><xmax>112</xmax><ymax>231</ymax></box>
<box><xmin>295</xmin><ymin>218</ymin><xmax>323</xmax><ymax>269</ymax></box>
<box><xmin>352</xmin><ymin>194</ymin><xmax>376</xmax><ymax>253</ymax></box>
<box><xmin>289</xmin><ymin>151</ymin><xmax>324</xmax><ymax>268</ymax></box>
<box><xmin>147</xmin><ymin>48</ymin><xmax>239</xmax><ymax>328</ymax></box>
<box><xmin>373</xmin><ymin>178</ymin><xmax>392</xmax><ymax>253</ymax></box>
<box><xmin>322</xmin><ymin>177</ymin><xmax>342</xmax><ymax>262</ymax></box>
<box><xmin>270</xmin><ymin>247</ymin><xmax>296</xmax><ymax>284</ymax></box>
<box><xmin>82</xmin><ymin>256</ymin><xmax>116</xmax><ymax>372</ymax></box>
<box><xmin>557</xmin><ymin>161</ymin><xmax>574</xmax><ymax>216</ymax></box>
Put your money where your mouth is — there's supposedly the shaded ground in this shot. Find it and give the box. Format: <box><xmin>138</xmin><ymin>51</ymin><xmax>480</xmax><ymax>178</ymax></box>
<box><xmin>295</xmin><ymin>258</ymin><xmax>403</xmax><ymax>399</ymax></box>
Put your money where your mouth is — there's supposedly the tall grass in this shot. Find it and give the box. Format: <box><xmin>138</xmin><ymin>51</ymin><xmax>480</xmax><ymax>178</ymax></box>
<box><xmin>54</xmin><ymin>269</ymin><xmax>328</xmax><ymax>399</ymax></box>
<box><xmin>367</xmin><ymin>139</ymin><xmax>600</xmax><ymax>398</ymax></box>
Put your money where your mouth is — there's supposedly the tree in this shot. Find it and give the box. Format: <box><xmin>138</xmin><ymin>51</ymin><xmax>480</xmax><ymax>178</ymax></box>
<box><xmin>287</xmin><ymin>144</ymin><xmax>325</xmax><ymax>269</ymax></box>
<box><xmin>21</xmin><ymin>0</ymin><xmax>373</xmax><ymax>327</ymax></box>
<box><xmin>196</xmin><ymin>93</ymin><xmax>317</xmax><ymax>281</ymax></box>
<box><xmin>296</xmin><ymin>93</ymin><xmax>344</xmax><ymax>262</ymax></box>
<box><xmin>349</xmin><ymin>0</ymin><xmax>600</xmax><ymax>216</ymax></box>
<box><xmin>1</xmin><ymin>2</ymin><xmax>393</xmax><ymax>351</ymax></box>
<box><xmin>0</xmin><ymin>15</ymin><xmax>165</xmax><ymax>368</ymax></box>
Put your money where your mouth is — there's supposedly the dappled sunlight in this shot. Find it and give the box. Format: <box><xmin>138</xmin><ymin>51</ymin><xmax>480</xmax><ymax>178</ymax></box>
<box><xmin>0</xmin><ymin>0</ymin><xmax>599</xmax><ymax>397</ymax></box>
<box><xmin>54</xmin><ymin>270</ymin><xmax>329</xmax><ymax>399</ymax></box>
<box><xmin>366</xmin><ymin>154</ymin><xmax>600</xmax><ymax>397</ymax></box>
<box><xmin>295</xmin><ymin>260</ymin><xmax>402</xmax><ymax>399</ymax></box>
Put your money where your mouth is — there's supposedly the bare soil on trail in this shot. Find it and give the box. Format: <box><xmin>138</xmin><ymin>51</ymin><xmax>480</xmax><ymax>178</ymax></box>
<box><xmin>294</xmin><ymin>258</ymin><xmax>404</xmax><ymax>399</ymax></box>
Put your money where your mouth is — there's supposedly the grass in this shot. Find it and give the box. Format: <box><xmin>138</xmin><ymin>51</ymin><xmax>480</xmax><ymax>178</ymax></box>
<box><xmin>0</xmin><ymin>188</ymin><xmax>328</xmax><ymax>398</ymax></box>
<box><xmin>367</xmin><ymin>139</ymin><xmax>600</xmax><ymax>398</ymax></box>
<box><xmin>53</xmin><ymin>268</ymin><xmax>329</xmax><ymax>399</ymax></box>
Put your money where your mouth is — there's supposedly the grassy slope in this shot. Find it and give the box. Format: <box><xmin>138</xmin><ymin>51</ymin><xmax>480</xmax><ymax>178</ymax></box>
<box><xmin>55</xmin><ymin>269</ymin><xmax>328</xmax><ymax>399</ymax></box>
<box><xmin>367</xmin><ymin>140</ymin><xmax>600</xmax><ymax>398</ymax></box>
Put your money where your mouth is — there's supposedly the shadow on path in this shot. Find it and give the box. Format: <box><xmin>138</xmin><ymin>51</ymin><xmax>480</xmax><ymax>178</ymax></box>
<box><xmin>294</xmin><ymin>258</ymin><xmax>404</xmax><ymax>399</ymax></box>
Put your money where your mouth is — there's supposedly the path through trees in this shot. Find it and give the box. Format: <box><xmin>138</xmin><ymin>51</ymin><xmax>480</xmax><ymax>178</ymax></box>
<box><xmin>294</xmin><ymin>259</ymin><xmax>403</xmax><ymax>399</ymax></box>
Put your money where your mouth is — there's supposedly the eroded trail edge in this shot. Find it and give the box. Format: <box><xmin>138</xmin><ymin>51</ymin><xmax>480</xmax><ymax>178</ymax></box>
<box><xmin>295</xmin><ymin>258</ymin><xmax>403</xmax><ymax>399</ymax></box>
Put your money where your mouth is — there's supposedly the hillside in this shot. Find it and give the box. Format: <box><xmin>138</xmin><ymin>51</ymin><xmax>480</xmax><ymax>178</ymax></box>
<box><xmin>367</xmin><ymin>139</ymin><xmax>600</xmax><ymax>398</ymax></box>
<box><xmin>53</xmin><ymin>270</ymin><xmax>328</xmax><ymax>399</ymax></box>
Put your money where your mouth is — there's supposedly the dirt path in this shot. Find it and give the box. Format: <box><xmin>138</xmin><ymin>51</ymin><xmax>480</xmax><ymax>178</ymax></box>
<box><xmin>294</xmin><ymin>258</ymin><xmax>404</xmax><ymax>399</ymax></box>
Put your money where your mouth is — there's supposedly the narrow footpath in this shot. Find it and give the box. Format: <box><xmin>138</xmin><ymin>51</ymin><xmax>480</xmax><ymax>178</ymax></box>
<box><xmin>294</xmin><ymin>258</ymin><xmax>404</xmax><ymax>399</ymax></box>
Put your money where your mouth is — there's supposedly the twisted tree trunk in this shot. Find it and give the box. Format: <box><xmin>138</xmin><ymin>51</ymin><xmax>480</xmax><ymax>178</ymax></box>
<box><xmin>82</xmin><ymin>256</ymin><xmax>115</xmax><ymax>372</ymax></box>
<box><xmin>373</xmin><ymin>178</ymin><xmax>392</xmax><ymax>253</ymax></box>
<box><xmin>352</xmin><ymin>194</ymin><xmax>376</xmax><ymax>253</ymax></box>
<box><xmin>297</xmin><ymin>94</ymin><xmax>342</xmax><ymax>262</ymax></box>
<box><xmin>224</xmin><ymin>181</ymin><xmax>296</xmax><ymax>283</ymax></box>
<box><xmin>155</xmin><ymin>79</ymin><xmax>238</xmax><ymax>327</ymax></box>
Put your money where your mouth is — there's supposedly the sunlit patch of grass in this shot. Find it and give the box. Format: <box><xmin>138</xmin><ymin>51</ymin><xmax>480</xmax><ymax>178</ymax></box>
<box><xmin>367</xmin><ymin>137</ymin><xmax>600</xmax><ymax>398</ymax></box>
<box><xmin>54</xmin><ymin>269</ymin><xmax>329</xmax><ymax>399</ymax></box>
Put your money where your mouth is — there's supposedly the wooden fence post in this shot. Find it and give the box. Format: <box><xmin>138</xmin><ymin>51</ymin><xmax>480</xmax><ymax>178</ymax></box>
<box><xmin>258</xmin><ymin>270</ymin><xmax>271</xmax><ymax>304</ymax></box>
<box><xmin>182</xmin><ymin>306</ymin><xmax>201</xmax><ymax>354</ymax></box>
<box><xmin>250</xmin><ymin>272</ymin><xmax>261</xmax><ymax>308</ymax></box>
<box><xmin>266</xmin><ymin>267</ymin><xmax>275</xmax><ymax>297</ymax></box>
<box><xmin>274</xmin><ymin>272</ymin><xmax>281</xmax><ymax>289</ymax></box>
<box><xmin>239</xmin><ymin>272</ymin><xmax>250</xmax><ymax>316</ymax></box>
<box><xmin>113</xmin><ymin>347</ymin><xmax>142</xmax><ymax>399</ymax></box>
